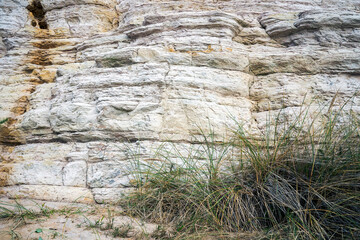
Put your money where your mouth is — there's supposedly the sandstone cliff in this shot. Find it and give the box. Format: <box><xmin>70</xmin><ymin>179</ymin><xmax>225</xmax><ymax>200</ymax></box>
<box><xmin>0</xmin><ymin>0</ymin><xmax>359</xmax><ymax>203</ymax></box>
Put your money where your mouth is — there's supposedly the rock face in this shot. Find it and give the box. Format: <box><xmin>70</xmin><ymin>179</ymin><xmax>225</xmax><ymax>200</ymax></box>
<box><xmin>0</xmin><ymin>0</ymin><xmax>359</xmax><ymax>203</ymax></box>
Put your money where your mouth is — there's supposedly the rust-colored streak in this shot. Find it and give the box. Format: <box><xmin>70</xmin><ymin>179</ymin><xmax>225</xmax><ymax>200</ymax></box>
<box><xmin>0</xmin><ymin>2</ymin><xmax>71</xmax><ymax>146</ymax></box>
<box><xmin>10</xmin><ymin>95</ymin><xmax>31</xmax><ymax>115</ymax></box>
<box><xmin>28</xmin><ymin>49</ymin><xmax>53</xmax><ymax>66</ymax></box>
<box><xmin>0</xmin><ymin>93</ymin><xmax>33</xmax><ymax>143</ymax></box>
<box><xmin>31</xmin><ymin>40</ymin><xmax>69</xmax><ymax>49</ymax></box>
<box><xmin>0</xmin><ymin>165</ymin><xmax>12</xmax><ymax>187</ymax></box>
<box><xmin>0</xmin><ymin>120</ymin><xmax>23</xmax><ymax>144</ymax></box>
<box><xmin>0</xmin><ymin>83</ymin><xmax>36</xmax><ymax>144</ymax></box>
<box><xmin>34</xmin><ymin>29</ymin><xmax>68</xmax><ymax>39</ymax></box>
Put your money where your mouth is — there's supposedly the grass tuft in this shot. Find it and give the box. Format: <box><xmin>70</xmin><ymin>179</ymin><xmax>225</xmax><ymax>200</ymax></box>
<box><xmin>111</xmin><ymin>223</ymin><xmax>133</xmax><ymax>238</ymax></box>
<box><xmin>122</xmin><ymin>98</ymin><xmax>360</xmax><ymax>239</ymax></box>
<box><xmin>0</xmin><ymin>118</ymin><xmax>8</xmax><ymax>125</ymax></box>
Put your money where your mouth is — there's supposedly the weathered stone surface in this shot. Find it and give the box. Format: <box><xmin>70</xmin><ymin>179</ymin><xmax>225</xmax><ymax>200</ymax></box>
<box><xmin>92</xmin><ymin>187</ymin><xmax>135</xmax><ymax>204</ymax></box>
<box><xmin>46</xmin><ymin>4</ymin><xmax>118</xmax><ymax>37</ymax></box>
<box><xmin>63</xmin><ymin>161</ymin><xmax>87</xmax><ymax>187</ymax></box>
<box><xmin>0</xmin><ymin>37</ymin><xmax>6</xmax><ymax>57</ymax></box>
<box><xmin>8</xmin><ymin>161</ymin><xmax>64</xmax><ymax>186</ymax></box>
<box><xmin>3</xmin><ymin>185</ymin><xmax>94</xmax><ymax>203</ymax></box>
<box><xmin>250</xmin><ymin>74</ymin><xmax>360</xmax><ymax>112</ymax></box>
<box><xmin>87</xmin><ymin>161</ymin><xmax>132</xmax><ymax>188</ymax></box>
<box><xmin>1</xmin><ymin>0</ymin><xmax>359</xmax><ymax>203</ymax></box>
<box><xmin>259</xmin><ymin>11</ymin><xmax>360</xmax><ymax>47</ymax></box>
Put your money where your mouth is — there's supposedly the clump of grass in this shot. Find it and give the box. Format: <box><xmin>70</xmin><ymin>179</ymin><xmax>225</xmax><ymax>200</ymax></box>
<box><xmin>149</xmin><ymin>226</ymin><xmax>174</xmax><ymax>239</ymax></box>
<box><xmin>83</xmin><ymin>216</ymin><xmax>104</xmax><ymax>229</ymax></box>
<box><xmin>82</xmin><ymin>208</ymin><xmax>115</xmax><ymax>231</ymax></box>
<box><xmin>0</xmin><ymin>200</ymin><xmax>54</xmax><ymax>240</ymax></box>
<box><xmin>122</xmin><ymin>97</ymin><xmax>360</xmax><ymax>239</ymax></box>
<box><xmin>1</xmin><ymin>229</ymin><xmax>21</xmax><ymax>240</ymax></box>
<box><xmin>0</xmin><ymin>200</ymin><xmax>48</xmax><ymax>221</ymax></box>
<box><xmin>0</xmin><ymin>118</ymin><xmax>8</xmax><ymax>125</ymax></box>
<box><xmin>112</xmin><ymin>223</ymin><xmax>133</xmax><ymax>238</ymax></box>
<box><xmin>103</xmin><ymin>208</ymin><xmax>115</xmax><ymax>230</ymax></box>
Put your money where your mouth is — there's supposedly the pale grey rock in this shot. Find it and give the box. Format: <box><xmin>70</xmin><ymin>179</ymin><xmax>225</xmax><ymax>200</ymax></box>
<box><xmin>50</xmin><ymin>102</ymin><xmax>98</xmax><ymax>132</ymax></box>
<box><xmin>87</xmin><ymin>161</ymin><xmax>132</xmax><ymax>188</ymax></box>
<box><xmin>92</xmin><ymin>188</ymin><xmax>135</xmax><ymax>203</ymax></box>
<box><xmin>21</xmin><ymin>107</ymin><xmax>52</xmax><ymax>130</ymax></box>
<box><xmin>46</xmin><ymin>4</ymin><xmax>118</xmax><ymax>37</ymax></box>
<box><xmin>0</xmin><ymin>0</ymin><xmax>28</xmax><ymax>36</ymax></box>
<box><xmin>249</xmin><ymin>47</ymin><xmax>360</xmax><ymax>75</ymax></box>
<box><xmin>8</xmin><ymin>161</ymin><xmax>64</xmax><ymax>186</ymax></box>
<box><xmin>41</xmin><ymin>0</ymin><xmax>117</xmax><ymax>11</ymax></box>
<box><xmin>259</xmin><ymin>11</ymin><xmax>360</xmax><ymax>47</ymax></box>
<box><xmin>0</xmin><ymin>143</ymin><xmax>73</xmax><ymax>163</ymax></box>
<box><xmin>3</xmin><ymin>185</ymin><xmax>94</xmax><ymax>203</ymax></box>
<box><xmin>21</xmin><ymin>84</ymin><xmax>53</xmax><ymax>133</ymax></box>
<box><xmin>0</xmin><ymin>0</ymin><xmax>30</xmax><ymax>50</ymax></box>
<box><xmin>250</xmin><ymin>73</ymin><xmax>313</xmax><ymax>112</ymax></box>
<box><xmin>250</xmin><ymin>74</ymin><xmax>360</xmax><ymax>112</ymax></box>
<box><xmin>1</xmin><ymin>0</ymin><xmax>360</xmax><ymax>203</ymax></box>
<box><xmin>63</xmin><ymin>161</ymin><xmax>87</xmax><ymax>187</ymax></box>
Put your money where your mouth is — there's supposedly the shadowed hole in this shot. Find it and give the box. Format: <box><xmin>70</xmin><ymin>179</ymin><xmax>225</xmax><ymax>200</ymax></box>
<box><xmin>26</xmin><ymin>0</ymin><xmax>48</xmax><ymax>29</ymax></box>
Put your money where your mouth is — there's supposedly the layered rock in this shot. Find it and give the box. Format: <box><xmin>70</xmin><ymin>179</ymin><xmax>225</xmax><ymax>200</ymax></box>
<box><xmin>0</xmin><ymin>0</ymin><xmax>359</xmax><ymax>203</ymax></box>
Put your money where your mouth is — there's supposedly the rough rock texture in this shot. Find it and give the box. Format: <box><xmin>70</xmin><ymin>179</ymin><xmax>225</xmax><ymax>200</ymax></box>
<box><xmin>0</xmin><ymin>0</ymin><xmax>359</xmax><ymax>203</ymax></box>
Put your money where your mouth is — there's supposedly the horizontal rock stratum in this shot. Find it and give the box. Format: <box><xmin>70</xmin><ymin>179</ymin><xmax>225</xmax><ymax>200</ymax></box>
<box><xmin>1</xmin><ymin>0</ymin><xmax>360</xmax><ymax>203</ymax></box>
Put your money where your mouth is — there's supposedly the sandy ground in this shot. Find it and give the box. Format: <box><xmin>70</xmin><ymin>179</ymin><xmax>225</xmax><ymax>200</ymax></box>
<box><xmin>0</xmin><ymin>198</ymin><xmax>261</xmax><ymax>240</ymax></box>
<box><xmin>0</xmin><ymin>198</ymin><xmax>158</xmax><ymax>240</ymax></box>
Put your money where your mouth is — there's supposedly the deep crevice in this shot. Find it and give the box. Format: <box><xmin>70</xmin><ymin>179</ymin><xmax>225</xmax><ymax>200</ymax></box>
<box><xmin>26</xmin><ymin>0</ymin><xmax>48</xmax><ymax>29</ymax></box>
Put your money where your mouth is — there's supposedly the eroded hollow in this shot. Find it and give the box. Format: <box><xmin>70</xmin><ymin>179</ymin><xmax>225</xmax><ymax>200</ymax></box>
<box><xmin>26</xmin><ymin>0</ymin><xmax>48</xmax><ymax>29</ymax></box>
